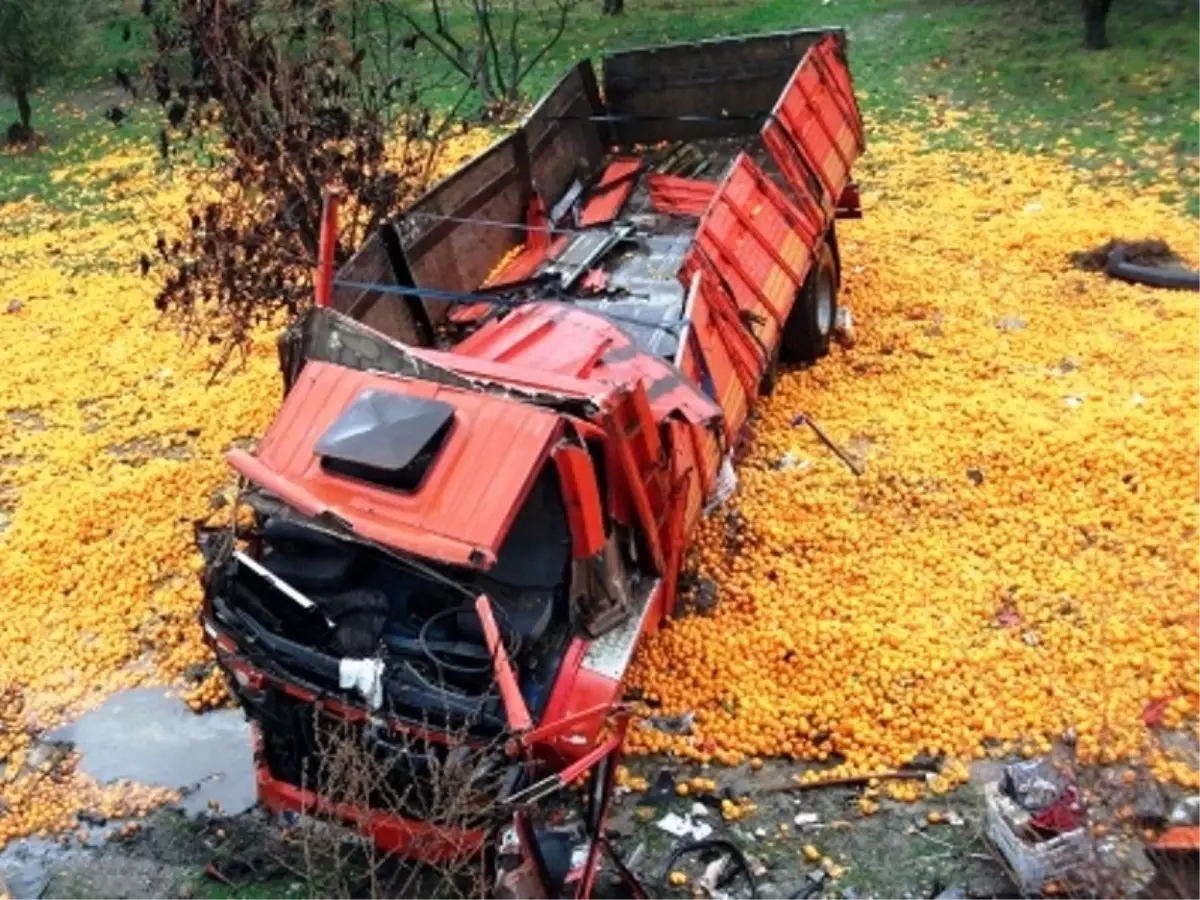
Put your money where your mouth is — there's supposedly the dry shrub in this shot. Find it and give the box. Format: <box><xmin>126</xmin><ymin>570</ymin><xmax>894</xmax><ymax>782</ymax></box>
<box><xmin>136</xmin><ymin>0</ymin><xmax>463</xmax><ymax>368</ymax></box>
<box><xmin>277</xmin><ymin>697</ymin><xmax>518</xmax><ymax>897</ymax></box>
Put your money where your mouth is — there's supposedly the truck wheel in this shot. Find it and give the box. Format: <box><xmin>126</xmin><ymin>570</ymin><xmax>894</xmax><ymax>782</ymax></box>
<box><xmin>781</xmin><ymin>239</ymin><xmax>838</xmax><ymax>364</ymax></box>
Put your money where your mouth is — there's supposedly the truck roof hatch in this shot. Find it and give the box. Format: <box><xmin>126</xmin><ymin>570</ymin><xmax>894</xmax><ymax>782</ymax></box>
<box><xmin>227</xmin><ymin>361</ymin><xmax>562</xmax><ymax>569</ymax></box>
<box><xmin>315</xmin><ymin>389</ymin><xmax>454</xmax><ymax>491</ymax></box>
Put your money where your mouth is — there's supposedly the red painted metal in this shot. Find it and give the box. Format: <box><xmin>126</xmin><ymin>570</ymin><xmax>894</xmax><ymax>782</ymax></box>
<box><xmin>836</xmin><ymin>181</ymin><xmax>863</xmax><ymax>219</ymax></box>
<box><xmin>526</xmin><ymin>190</ymin><xmax>550</xmax><ymax>255</ymax></box>
<box><xmin>482</xmin><ymin>234</ymin><xmax>572</xmax><ymax>291</ymax></box>
<box><xmin>455</xmin><ymin>304</ymin><xmax>723</xmax><ymax>428</ymax></box>
<box><xmin>603</xmin><ymin>384</ymin><xmax>668</xmax><ymax>574</ymax></box>
<box><xmin>659</xmin><ymin>467</ymin><xmax>692</xmax><ymax>621</ymax></box>
<box><xmin>676</xmin><ymin>271</ymin><xmax>756</xmax><ymax>440</ymax></box>
<box><xmin>554</xmin><ymin>444</ymin><xmax>606</xmax><ymax>558</ymax></box>
<box><xmin>761</xmin><ymin>34</ymin><xmax>863</xmax><ymax>216</ymax></box>
<box><xmin>518</xmin><ymin>701</ymin><xmax>627</xmax><ymax>747</ymax></box>
<box><xmin>579</xmin><ymin>158</ymin><xmax>642</xmax><ymax>227</ymax></box>
<box><xmin>231</xmin><ymin>361</ymin><xmax>562</xmax><ymax>569</ymax></box>
<box><xmin>580</xmin><ymin>268</ymin><xmax>609</xmax><ymax>293</ymax></box>
<box><xmin>314</xmin><ymin>186</ymin><xmax>343</xmax><ymax>309</ymax></box>
<box><xmin>476</xmin><ymin>594</ymin><xmax>533</xmax><ymax>731</ymax></box>
<box><xmin>647</xmin><ymin>173</ymin><xmax>716</xmax><ymax>217</ymax></box>
<box><xmin>253</xmin><ymin>728</ymin><xmax>488</xmax><ymax>864</ymax></box>
<box><xmin>1153</xmin><ymin>825</ymin><xmax>1200</xmax><ymax>852</ymax></box>
<box><xmin>210</xmin><ymin>29</ymin><xmax>866</xmax><ymax>894</ymax></box>
<box><xmin>683</xmin><ymin>152</ymin><xmax>821</xmax><ymax>352</ymax></box>
<box><xmin>536</xmin><ymin>584</ymin><xmax>665</xmax><ymax>755</ymax></box>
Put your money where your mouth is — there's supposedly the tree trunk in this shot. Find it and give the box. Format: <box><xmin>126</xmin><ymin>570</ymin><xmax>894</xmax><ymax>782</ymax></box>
<box><xmin>15</xmin><ymin>86</ymin><xmax>32</xmax><ymax>130</ymax></box>
<box><xmin>1082</xmin><ymin>0</ymin><xmax>1112</xmax><ymax>50</ymax></box>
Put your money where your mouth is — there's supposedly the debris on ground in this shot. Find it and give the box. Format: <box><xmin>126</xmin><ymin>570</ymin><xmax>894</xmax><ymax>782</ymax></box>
<box><xmin>984</xmin><ymin>762</ymin><xmax>1093</xmax><ymax>896</ymax></box>
<box><xmin>1071</xmin><ymin>238</ymin><xmax>1200</xmax><ymax>290</ymax></box>
<box><xmin>656</xmin><ymin>812</ymin><xmax>713</xmax><ymax>842</ymax></box>
<box><xmin>790</xmin><ymin>413</ymin><xmax>866</xmax><ymax>476</ymax></box>
<box><xmin>647</xmin><ymin>770</ymin><xmax>679</xmax><ymax>805</ymax></box>
<box><xmin>1071</xmin><ymin>238</ymin><xmax>1181</xmax><ymax>271</ymax></box>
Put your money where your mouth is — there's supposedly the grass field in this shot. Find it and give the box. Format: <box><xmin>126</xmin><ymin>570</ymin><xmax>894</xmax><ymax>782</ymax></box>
<box><xmin>2</xmin><ymin>0</ymin><xmax>1198</xmax><ymax>210</ymax></box>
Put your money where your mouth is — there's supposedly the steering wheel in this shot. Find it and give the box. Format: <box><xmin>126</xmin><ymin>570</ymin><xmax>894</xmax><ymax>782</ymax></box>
<box><xmin>418</xmin><ymin>606</ymin><xmax>523</xmax><ymax>676</ymax></box>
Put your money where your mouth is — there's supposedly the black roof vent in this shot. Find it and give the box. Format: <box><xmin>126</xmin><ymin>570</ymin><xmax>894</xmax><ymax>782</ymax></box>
<box><xmin>315</xmin><ymin>389</ymin><xmax>454</xmax><ymax>491</ymax></box>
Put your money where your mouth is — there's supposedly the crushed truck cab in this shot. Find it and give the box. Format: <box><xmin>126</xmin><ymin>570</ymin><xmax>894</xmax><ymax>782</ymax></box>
<box><xmin>199</xmin><ymin>26</ymin><xmax>863</xmax><ymax>894</ymax></box>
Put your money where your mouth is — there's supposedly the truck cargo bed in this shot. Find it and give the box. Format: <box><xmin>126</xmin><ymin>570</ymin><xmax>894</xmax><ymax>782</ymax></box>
<box><xmin>328</xmin><ymin>28</ymin><xmax>862</xmax><ymax>346</ymax></box>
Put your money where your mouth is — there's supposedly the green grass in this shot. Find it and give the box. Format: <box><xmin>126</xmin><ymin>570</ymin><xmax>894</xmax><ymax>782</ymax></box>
<box><xmin>2</xmin><ymin>0</ymin><xmax>1197</xmax><ymax>211</ymax></box>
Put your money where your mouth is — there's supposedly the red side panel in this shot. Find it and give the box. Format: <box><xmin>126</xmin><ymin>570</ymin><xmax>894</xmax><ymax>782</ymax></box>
<box><xmin>647</xmin><ymin>174</ymin><xmax>717</xmax><ymax>217</ymax></box>
<box><xmin>579</xmin><ymin>158</ymin><xmax>642</xmax><ymax>227</ymax></box>
<box><xmin>677</xmin><ymin>274</ymin><xmax>756</xmax><ymax>441</ymax></box>
<box><xmin>681</xmin><ymin>153</ymin><xmax>819</xmax><ymax>357</ymax></box>
<box><xmin>603</xmin><ymin>383</ymin><xmax>668</xmax><ymax>573</ymax></box>
<box><xmin>554</xmin><ymin>444</ymin><xmax>606</xmax><ymax>558</ymax></box>
<box><xmin>761</xmin><ymin>35</ymin><xmax>864</xmax><ymax>218</ymax></box>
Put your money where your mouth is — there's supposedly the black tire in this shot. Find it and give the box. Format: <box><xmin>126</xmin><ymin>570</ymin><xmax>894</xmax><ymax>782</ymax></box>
<box><xmin>1106</xmin><ymin>248</ymin><xmax>1200</xmax><ymax>291</ymax></box>
<box><xmin>781</xmin><ymin>239</ymin><xmax>838</xmax><ymax>363</ymax></box>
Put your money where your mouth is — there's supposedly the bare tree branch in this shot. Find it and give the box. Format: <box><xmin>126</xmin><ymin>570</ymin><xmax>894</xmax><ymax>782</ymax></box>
<box><xmin>141</xmin><ymin>0</ymin><xmax>451</xmax><ymax>369</ymax></box>
<box><xmin>400</xmin><ymin>0</ymin><xmax>583</xmax><ymax>111</ymax></box>
<box><xmin>517</xmin><ymin>0</ymin><xmax>577</xmax><ymax>86</ymax></box>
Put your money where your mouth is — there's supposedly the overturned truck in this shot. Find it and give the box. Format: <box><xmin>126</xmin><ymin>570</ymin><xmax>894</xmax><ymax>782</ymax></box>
<box><xmin>199</xmin><ymin>27</ymin><xmax>864</xmax><ymax>897</ymax></box>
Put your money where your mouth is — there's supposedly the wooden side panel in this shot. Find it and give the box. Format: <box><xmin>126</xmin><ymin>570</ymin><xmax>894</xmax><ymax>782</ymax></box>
<box><xmin>524</xmin><ymin>61</ymin><xmax>607</xmax><ymax>205</ymax></box>
<box><xmin>602</xmin><ymin>29</ymin><xmax>845</xmax><ymax>145</ymax></box>
<box><xmin>395</xmin><ymin>133</ymin><xmax>528</xmax><ymax>324</ymax></box>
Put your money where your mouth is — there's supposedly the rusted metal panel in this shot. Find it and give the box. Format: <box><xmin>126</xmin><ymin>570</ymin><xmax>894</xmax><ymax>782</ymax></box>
<box><xmin>395</xmin><ymin>133</ymin><xmax>529</xmax><ymax>324</ymax></box>
<box><xmin>328</xmin><ymin>229</ymin><xmax>427</xmax><ymax>344</ymax></box>
<box><xmin>523</xmin><ymin>61</ymin><xmax>606</xmax><ymax>207</ymax></box>
<box><xmin>602</xmin><ymin>28</ymin><xmax>846</xmax><ymax>145</ymax></box>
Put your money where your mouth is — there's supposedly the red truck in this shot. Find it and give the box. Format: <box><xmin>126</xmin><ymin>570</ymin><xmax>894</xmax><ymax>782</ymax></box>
<box><xmin>198</xmin><ymin>26</ymin><xmax>863</xmax><ymax>897</ymax></box>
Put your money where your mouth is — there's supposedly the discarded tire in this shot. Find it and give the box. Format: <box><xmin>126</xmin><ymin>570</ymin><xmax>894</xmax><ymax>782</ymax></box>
<box><xmin>1106</xmin><ymin>246</ymin><xmax>1200</xmax><ymax>291</ymax></box>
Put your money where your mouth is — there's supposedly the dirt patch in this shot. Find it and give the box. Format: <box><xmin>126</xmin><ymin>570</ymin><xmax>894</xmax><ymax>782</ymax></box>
<box><xmin>608</xmin><ymin>757</ymin><xmax>1010</xmax><ymax>899</ymax></box>
<box><xmin>106</xmin><ymin>436</ymin><xmax>195</xmax><ymax>465</ymax></box>
<box><xmin>1071</xmin><ymin>239</ymin><xmax>1183</xmax><ymax>271</ymax></box>
<box><xmin>0</xmin><ymin>483</ymin><xmax>17</xmax><ymax>536</ymax></box>
<box><xmin>5</xmin><ymin>409</ymin><xmax>47</xmax><ymax>432</ymax></box>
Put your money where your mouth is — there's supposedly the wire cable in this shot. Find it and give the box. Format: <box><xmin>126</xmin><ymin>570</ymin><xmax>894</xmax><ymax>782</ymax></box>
<box><xmin>331</xmin><ymin>278</ymin><xmax>688</xmax><ymax>337</ymax></box>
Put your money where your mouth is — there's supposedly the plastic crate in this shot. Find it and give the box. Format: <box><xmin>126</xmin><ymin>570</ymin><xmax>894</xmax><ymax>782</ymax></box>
<box><xmin>984</xmin><ymin>781</ymin><xmax>1093</xmax><ymax>895</ymax></box>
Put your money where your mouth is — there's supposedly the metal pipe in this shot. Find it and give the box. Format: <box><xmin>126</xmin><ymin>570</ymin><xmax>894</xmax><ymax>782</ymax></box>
<box><xmin>314</xmin><ymin>186</ymin><xmax>344</xmax><ymax>309</ymax></box>
<box><xmin>673</xmin><ymin>270</ymin><xmax>702</xmax><ymax>369</ymax></box>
